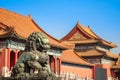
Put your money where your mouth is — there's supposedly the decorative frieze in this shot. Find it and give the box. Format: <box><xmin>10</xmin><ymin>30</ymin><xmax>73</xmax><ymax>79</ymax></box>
<box><xmin>0</xmin><ymin>41</ymin><xmax>6</xmax><ymax>48</ymax></box>
<box><xmin>6</xmin><ymin>40</ymin><xmax>25</xmax><ymax>50</ymax></box>
<box><xmin>101</xmin><ymin>57</ymin><xmax>114</xmax><ymax>65</ymax></box>
<box><xmin>47</xmin><ymin>48</ymin><xmax>61</xmax><ymax>56</ymax></box>
<box><xmin>75</xmin><ymin>43</ymin><xmax>96</xmax><ymax>51</ymax></box>
<box><xmin>97</xmin><ymin>46</ymin><xmax>108</xmax><ymax>52</ymax></box>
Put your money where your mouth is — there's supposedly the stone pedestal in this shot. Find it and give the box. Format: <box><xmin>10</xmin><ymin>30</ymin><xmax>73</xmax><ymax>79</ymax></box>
<box><xmin>2</xmin><ymin>76</ymin><xmax>58</xmax><ymax>80</ymax></box>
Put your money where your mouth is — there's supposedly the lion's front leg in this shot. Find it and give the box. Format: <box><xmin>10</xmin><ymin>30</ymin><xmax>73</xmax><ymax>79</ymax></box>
<box><xmin>28</xmin><ymin>61</ymin><xmax>42</xmax><ymax>73</ymax></box>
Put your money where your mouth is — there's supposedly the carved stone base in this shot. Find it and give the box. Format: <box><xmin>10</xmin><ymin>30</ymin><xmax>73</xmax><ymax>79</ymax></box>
<box><xmin>2</xmin><ymin>77</ymin><xmax>58</xmax><ymax>80</ymax></box>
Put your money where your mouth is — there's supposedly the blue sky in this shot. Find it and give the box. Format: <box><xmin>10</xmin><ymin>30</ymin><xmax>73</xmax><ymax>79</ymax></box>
<box><xmin>0</xmin><ymin>0</ymin><xmax>120</xmax><ymax>53</ymax></box>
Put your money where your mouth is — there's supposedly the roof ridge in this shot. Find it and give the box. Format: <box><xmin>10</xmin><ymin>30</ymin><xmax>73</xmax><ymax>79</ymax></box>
<box><xmin>0</xmin><ymin>8</ymin><xmax>67</xmax><ymax>49</ymax></box>
<box><xmin>31</xmin><ymin>19</ymin><xmax>68</xmax><ymax>49</ymax></box>
<box><xmin>77</xmin><ymin>23</ymin><xmax>97</xmax><ymax>39</ymax></box>
<box><xmin>101</xmin><ymin>39</ymin><xmax>113</xmax><ymax>44</ymax></box>
<box><xmin>0</xmin><ymin>8</ymin><xmax>61</xmax><ymax>42</ymax></box>
<box><xmin>0</xmin><ymin>8</ymin><xmax>30</xmax><ymax>19</ymax></box>
<box><xmin>60</xmin><ymin>21</ymin><xmax>91</xmax><ymax>41</ymax></box>
<box><xmin>31</xmin><ymin>19</ymin><xmax>61</xmax><ymax>43</ymax></box>
<box><xmin>0</xmin><ymin>22</ymin><xmax>8</xmax><ymax>28</ymax></box>
<box><xmin>87</xmin><ymin>25</ymin><xmax>117</xmax><ymax>47</ymax></box>
<box><xmin>60</xmin><ymin>23</ymin><xmax>77</xmax><ymax>41</ymax></box>
<box><xmin>87</xmin><ymin>26</ymin><xmax>101</xmax><ymax>39</ymax></box>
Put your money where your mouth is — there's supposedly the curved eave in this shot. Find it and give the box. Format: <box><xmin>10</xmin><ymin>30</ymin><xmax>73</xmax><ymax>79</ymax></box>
<box><xmin>31</xmin><ymin>19</ymin><xmax>68</xmax><ymax>49</ymax></box>
<box><xmin>87</xmin><ymin>26</ymin><xmax>101</xmax><ymax>39</ymax></box>
<box><xmin>0</xmin><ymin>30</ymin><xmax>27</xmax><ymax>40</ymax></box>
<box><xmin>90</xmin><ymin>27</ymin><xmax>117</xmax><ymax>48</ymax></box>
<box><xmin>31</xmin><ymin>19</ymin><xmax>60</xmax><ymax>42</ymax></box>
<box><xmin>86</xmin><ymin>26</ymin><xmax>117</xmax><ymax>48</ymax></box>
<box><xmin>96</xmin><ymin>48</ymin><xmax>119</xmax><ymax>59</ymax></box>
<box><xmin>78</xmin><ymin>26</ymin><xmax>97</xmax><ymax>39</ymax></box>
<box><xmin>77</xmin><ymin>24</ymin><xmax>117</xmax><ymax>48</ymax></box>
<box><xmin>105</xmin><ymin>51</ymin><xmax>118</xmax><ymax>59</ymax></box>
<box><xmin>101</xmin><ymin>40</ymin><xmax>117</xmax><ymax>48</ymax></box>
<box><xmin>0</xmin><ymin>8</ymin><xmax>66</xmax><ymax>49</ymax></box>
<box><xmin>60</xmin><ymin>24</ymin><xmax>77</xmax><ymax>41</ymax></box>
<box><xmin>62</xmin><ymin>60</ymin><xmax>93</xmax><ymax>67</ymax></box>
<box><xmin>60</xmin><ymin>22</ymin><xmax>95</xmax><ymax>41</ymax></box>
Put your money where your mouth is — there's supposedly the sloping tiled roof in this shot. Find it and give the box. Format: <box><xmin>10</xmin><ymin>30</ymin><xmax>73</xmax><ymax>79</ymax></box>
<box><xmin>0</xmin><ymin>22</ymin><xmax>12</xmax><ymax>36</ymax></box>
<box><xmin>76</xmin><ymin>49</ymin><xmax>118</xmax><ymax>59</ymax></box>
<box><xmin>82</xmin><ymin>26</ymin><xmax>116</xmax><ymax>48</ymax></box>
<box><xmin>61</xmin><ymin>49</ymin><xmax>93</xmax><ymax>66</ymax></box>
<box><xmin>105</xmin><ymin>51</ymin><xmax>118</xmax><ymax>59</ymax></box>
<box><xmin>77</xmin><ymin>23</ymin><xmax>99</xmax><ymax>39</ymax></box>
<box><xmin>0</xmin><ymin>8</ymin><xmax>67</xmax><ymax>48</ymax></box>
<box><xmin>61</xmin><ymin>22</ymin><xmax>117</xmax><ymax>48</ymax></box>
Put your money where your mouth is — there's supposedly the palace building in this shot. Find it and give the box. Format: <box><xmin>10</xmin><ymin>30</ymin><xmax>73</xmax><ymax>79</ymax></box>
<box><xmin>0</xmin><ymin>8</ymin><xmax>120</xmax><ymax>80</ymax></box>
<box><xmin>0</xmin><ymin>8</ymin><xmax>67</xmax><ymax>77</ymax></box>
<box><xmin>60</xmin><ymin>22</ymin><xmax>120</xmax><ymax>80</ymax></box>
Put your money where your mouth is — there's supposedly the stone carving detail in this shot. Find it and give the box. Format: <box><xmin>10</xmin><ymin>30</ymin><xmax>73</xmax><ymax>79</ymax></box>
<box><xmin>11</xmin><ymin>32</ymin><xmax>57</xmax><ymax>80</ymax></box>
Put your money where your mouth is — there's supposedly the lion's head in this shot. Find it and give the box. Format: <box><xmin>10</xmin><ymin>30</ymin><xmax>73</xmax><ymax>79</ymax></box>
<box><xmin>25</xmin><ymin>32</ymin><xmax>50</xmax><ymax>52</ymax></box>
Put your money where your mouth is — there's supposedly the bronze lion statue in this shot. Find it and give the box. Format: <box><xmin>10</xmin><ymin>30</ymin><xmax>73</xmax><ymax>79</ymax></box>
<box><xmin>11</xmin><ymin>32</ymin><xmax>57</xmax><ymax>80</ymax></box>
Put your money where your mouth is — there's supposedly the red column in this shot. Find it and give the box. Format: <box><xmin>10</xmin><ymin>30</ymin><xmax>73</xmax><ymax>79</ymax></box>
<box><xmin>15</xmin><ymin>49</ymin><xmax>18</xmax><ymax>63</ymax></box>
<box><xmin>1</xmin><ymin>49</ymin><xmax>8</xmax><ymax>77</ymax></box>
<box><xmin>54</xmin><ymin>57</ymin><xmax>57</xmax><ymax>74</ymax></box>
<box><xmin>93</xmin><ymin>65</ymin><xmax>96</xmax><ymax>80</ymax></box>
<box><xmin>58</xmin><ymin>57</ymin><xmax>61</xmax><ymax>75</ymax></box>
<box><xmin>7</xmin><ymin>48</ymin><xmax>11</xmax><ymax>70</ymax></box>
<box><xmin>4</xmin><ymin>49</ymin><xmax>8</xmax><ymax>67</ymax></box>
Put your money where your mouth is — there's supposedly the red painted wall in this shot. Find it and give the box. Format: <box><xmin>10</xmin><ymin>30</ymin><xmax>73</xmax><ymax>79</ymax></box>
<box><xmin>0</xmin><ymin>49</ymin><xmax>7</xmax><ymax>76</ymax></box>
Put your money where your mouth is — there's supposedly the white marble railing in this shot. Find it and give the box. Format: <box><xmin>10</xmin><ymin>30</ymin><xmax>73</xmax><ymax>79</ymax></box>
<box><xmin>60</xmin><ymin>72</ymin><xmax>93</xmax><ymax>80</ymax></box>
<box><xmin>108</xmin><ymin>77</ymin><xmax>118</xmax><ymax>80</ymax></box>
<box><xmin>2</xmin><ymin>67</ymin><xmax>11</xmax><ymax>77</ymax></box>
